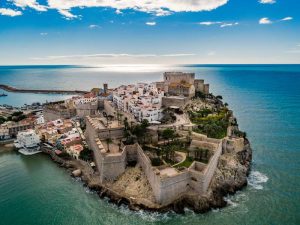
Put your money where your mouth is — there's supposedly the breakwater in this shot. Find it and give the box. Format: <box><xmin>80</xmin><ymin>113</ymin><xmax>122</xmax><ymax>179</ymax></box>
<box><xmin>0</xmin><ymin>84</ymin><xmax>88</xmax><ymax>95</ymax></box>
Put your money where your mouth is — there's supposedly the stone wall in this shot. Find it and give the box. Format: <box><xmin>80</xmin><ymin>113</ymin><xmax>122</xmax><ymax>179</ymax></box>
<box><xmin>204</xmin><ymin>84</ymin><xmax>210</xmax><ymax>94</ymax></box>
<box><xmin>85</xmin><ymin>116</ymin><xmax>126</xmax><ymax>182</ymax></box>
<box><xmin>97</xmin><ymin>128</ymin><xmax>124</xmax><ymax>140</ymax></box>
<box><xmin>194</xmin><ymin>79</ymin><xmax>210</xmax><ymax>94</ymax></box>
<box><xmin>162</xmin><ymin>96</ymin><xmax>189</xmax><ymax>108</ymax></box>
<box><xmin>201</xmin><ymin>141</ymin><xmax>222</xmax><ymax>192</ymax></box>
<box><xmin>103</xmin><ymin>100</ymin><xmax>117</xmax><ymax>117</ymax></box>
<box><xmin>159</xmin><ymin>171</ymin><xmax>190</xmax><ymax>205</ymax></box>
<box><xmin>100</xmin><ymin>151</ymin><xmax>126</xmax><ymax>182</ymax></box>
<box><xmin>194</xmin><ymin>79</ymin><xmax>204</xmax><ymax>92</ymax></box>
<box><xmin>134</xmin><ymin>143</ymin><xmax>190</xmax><ymax>205</ymax></box>
<box><xmin>164</xmin><ymin>72</ymin><xmax>195</xmax><ymax>85</ymax></box>
<box><xmin>75</xmin><ymin>101</ymin><xmax>98</xmax><ymax>118</ymax></box>
<box><xmin>43</xmin><ymin>107</ymin><xmax>76</xmax><ymax>122</ymax></box>
<box><xmin>223</xmin><ymin>137</ymin><xmax>245</xmax><ymax>153</ymax></box>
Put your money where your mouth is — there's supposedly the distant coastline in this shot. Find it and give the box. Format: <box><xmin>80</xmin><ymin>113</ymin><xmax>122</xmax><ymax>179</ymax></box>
<box><xmin>0</xmin><ymin>84</ymin><xmax>88</xmax><ymax>95</ymax></box>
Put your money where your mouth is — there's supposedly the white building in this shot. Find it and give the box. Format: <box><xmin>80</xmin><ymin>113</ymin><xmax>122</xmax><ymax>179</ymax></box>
<box><xmin>65</xmin><ymin>128</ymin><xmax>80</xmax><ymax>139</ymax></box>
<box><xmin>36</xmin><ymin>115</ymin><xmax>45</xmax><ymax>125</ymax></box>
<box><xmin>112</xmin><ymin>83</ymin><xmax>164</xmax><ymax>122</ymax></box>
<box><xmin>15</xmin><ymin>130</ymin><xmax>41</xmax><ymax>155</ymax></box>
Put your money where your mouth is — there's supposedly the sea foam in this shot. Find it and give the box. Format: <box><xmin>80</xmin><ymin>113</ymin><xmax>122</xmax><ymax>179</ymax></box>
<box><xmin>247</xmin><ymin>170</ymin><xmax>269</xmax><ymax>190</ymax></box>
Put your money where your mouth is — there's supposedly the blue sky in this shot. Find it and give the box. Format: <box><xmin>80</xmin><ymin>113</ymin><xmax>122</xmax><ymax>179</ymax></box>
<box><xmin>0</xmin><ymin>0</ymin><xmax>299</xmax><ymax>65</ymax></box>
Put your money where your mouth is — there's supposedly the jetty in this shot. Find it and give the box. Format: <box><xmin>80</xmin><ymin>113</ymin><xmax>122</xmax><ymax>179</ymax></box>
<box><xmin>0</xmin><ymin>84</ymin><xmax>88</xmax><ymax>95</ymax></box>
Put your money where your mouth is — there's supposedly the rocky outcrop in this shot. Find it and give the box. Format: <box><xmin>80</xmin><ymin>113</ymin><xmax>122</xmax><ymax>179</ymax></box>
<box><xmin>171</xmin><ymin>138</ymin><xmax>252</xmax><ymax>213</ymax></box>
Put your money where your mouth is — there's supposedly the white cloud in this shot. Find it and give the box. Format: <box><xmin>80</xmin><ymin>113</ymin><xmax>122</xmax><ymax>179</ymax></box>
<box><xmin>208</xmin><ymin>51</ymin><xmax>216</xmax><ymax>56</ymax></box>
<box><xmin>259</xmin><ymin>17</ymin><xmax>272</xmax><ymax>24</ymax></box>
<box><xmin>198</xmin><ymin>21</ymin><xmax>222</xmax><ymax>26</ymax></box>
<box><xmin>12</xmin><ymin>0</ymin><xmax>228</xmax><ymax>19</ymax></box>
<box><xmin>12</xmin><ymin>0</ymin><xmax>47</xmax><ymax>11</ymax></box>
<box><xmin>259</xmin><ymin>17</ymin><xmax>293</xmax><ymax>25</ymax></box>
<box><xmin>32</xmin><ymin>53</ymin><xmax>196</xmax><ymax>60</ymax></box>
<box><xmin>281</xmin><ymin>17</ymin><xmax>293</xmax><ymax>21</ymax></box>
<box><xmin>146</xmin><ymin>21</ymin><xmax>156</xmax><ymax>26</ymax></box>
<box><xmin>0</xmin><ymin>8</ymin><xmax>22</xmax><ymax>16</ymax></box>
<box><xmin>220</xmin><ymin>22</ymin><xmax>239</xmax><ymax>28</ymax></box>
<box><xmin>58</xmin><ymin>9</ymin><xmax>78</xmax><ymax>19</ymax></box>
<box><xmin>89</xmin><ymin>24</ymin><xmax>100</xmax><ymax>29</ymax></box>
<box><xmin>199</xmin><ymin>21</ymin><xmax>238</xmax><ymax>28</ymax></box>
<box><xmin>259</xmin><ymin>0</ymin><xmax>276</xmax><ymax>4</ymax></box>
<box><xmin>40</xmin><ymin>32</ymin><xmax>48</xmax><ymax>36</ymax></box>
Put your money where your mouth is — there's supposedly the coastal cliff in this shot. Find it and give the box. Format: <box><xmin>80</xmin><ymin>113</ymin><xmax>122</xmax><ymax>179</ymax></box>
<box><xmin>171</xmin><ymin>138</ymin><xmax>252</xmax><ymax>213</ymax></box>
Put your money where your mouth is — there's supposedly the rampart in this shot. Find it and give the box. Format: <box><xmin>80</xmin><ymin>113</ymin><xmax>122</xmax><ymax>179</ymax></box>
<box><xmin>162</xmin><ymin>96</ymin><xmax>189</xmax><ymax>108</ymax></box>
<box><xmin>75</xmin><ymin>101</ymin><xmax>98</xmax><ymax>118</ymax></box>
<box><xmin>85</xmin><ymin>118</ymin><xmax>231</xmax><ymax>206</ymax></box>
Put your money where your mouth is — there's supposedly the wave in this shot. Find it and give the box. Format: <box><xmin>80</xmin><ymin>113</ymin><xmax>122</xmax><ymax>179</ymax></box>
<box><xmin>247</xmin><ymin>170</ymin><xmax>269</xmax><ymax>190</ymax></box>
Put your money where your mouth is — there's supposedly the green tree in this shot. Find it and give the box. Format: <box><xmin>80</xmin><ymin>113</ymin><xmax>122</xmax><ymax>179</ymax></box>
<box><xmin>161</xmin><ymin>128</ymin><xmax>176</xmax><ymax>144</ymax></box>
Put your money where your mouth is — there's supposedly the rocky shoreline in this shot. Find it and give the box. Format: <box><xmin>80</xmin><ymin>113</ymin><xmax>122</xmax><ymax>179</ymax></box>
<box><xmin>43</xmin><ymin>136</ymin><xmax>252</xmax><ymax>214</ymax></box>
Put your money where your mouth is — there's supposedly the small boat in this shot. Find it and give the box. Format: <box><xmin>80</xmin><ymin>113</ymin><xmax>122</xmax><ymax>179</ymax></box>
<box><xmin>0</xmin><ymin>93</ymin><xmax>7</xmax><ymax>97</ymax></box>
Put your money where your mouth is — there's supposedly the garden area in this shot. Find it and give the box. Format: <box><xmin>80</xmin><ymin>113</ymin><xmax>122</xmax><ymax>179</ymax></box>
<box><xmin>189</xmin><ymin>107</ymin><xmax>230</xmax><ymax>139</ymax></box>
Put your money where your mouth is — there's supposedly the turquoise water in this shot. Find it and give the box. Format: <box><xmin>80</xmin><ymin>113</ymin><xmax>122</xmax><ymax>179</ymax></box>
<box><xmin>0</xmin><ymin>65</ymin><xmax>299</xmax><ymax>225</ymax></box>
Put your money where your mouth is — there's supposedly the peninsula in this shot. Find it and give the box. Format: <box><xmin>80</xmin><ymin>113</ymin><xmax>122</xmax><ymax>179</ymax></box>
<box><xmin>0</xmin><ymin>84</ymin><xmax>88</xmax><ymax>95</ymax></box>
<box><xmin>1</xmin><ymin>72</ymin><xmax>252</xmax><ymax>213</ymax></box>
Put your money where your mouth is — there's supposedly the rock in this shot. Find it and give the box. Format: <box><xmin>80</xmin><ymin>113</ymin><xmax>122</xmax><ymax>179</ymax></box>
<box><xmin>72</xmin><ymin>169</ymin><xmax>82</xmax><ymax>177</ymax></box>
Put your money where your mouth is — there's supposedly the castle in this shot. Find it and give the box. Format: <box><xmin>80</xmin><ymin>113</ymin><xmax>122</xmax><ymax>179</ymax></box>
<box><xmin>156</xmin><ymin>72</ymin><xmax>210</xmax><ymax>98</ymax></box>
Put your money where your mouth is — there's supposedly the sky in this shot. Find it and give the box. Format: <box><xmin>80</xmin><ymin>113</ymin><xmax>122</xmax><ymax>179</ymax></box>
<box><xmin>0</xmin><ymin>0</ymin><xmax>299</xmax><ymax>65</ymax></box>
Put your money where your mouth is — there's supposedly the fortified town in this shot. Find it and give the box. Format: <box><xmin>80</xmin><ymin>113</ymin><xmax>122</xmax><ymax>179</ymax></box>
<box><xmin>1</xmin><ymin>72</ymin><xmax>252</xmax><ymax>212</ymax></box>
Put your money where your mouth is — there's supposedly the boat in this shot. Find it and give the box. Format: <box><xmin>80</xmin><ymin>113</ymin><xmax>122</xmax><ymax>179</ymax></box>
<box><xmin>0</xmin><ymin>93</ymin><xmax>7</xmax><ymax>97</ymax></box>
<box><xmin>15</xmin><ymin>130</ymin><xmax>41</xmax><ymax>155</ymax></box>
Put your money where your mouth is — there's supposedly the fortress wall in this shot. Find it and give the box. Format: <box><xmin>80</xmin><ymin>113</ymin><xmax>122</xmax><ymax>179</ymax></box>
<box><xmin>164</xmin><ymin>72</ymin><xmax>195</xmax><ymax>85</ymax></box>
<box><xmin>76</xmin><ymin>102</ymin><xmax>98</xmax><ymax>118</ymax></box>
<box><xmin>223</xmin><ymin>137</ymin><xmax>245</xmax><ymax>153</ymax></box>
<box><xmin>162</xmin><ymin>96</ymin><xmax>189</xmax><ymax>108</ymax></box>
<box><xmin>190</xmin><ymin>140</ymin><xmax>218</xmax><ymax>151</ymax></box>
<box><xmin>188</xmin><ymin>167</ymin><xmax>205</xmax><ymax>194</ymax></box>
<box><xmin>43</xmin><ymin>108</ymin><xmax>76</xmax><ymax>122</ymax></box>
<box><xmin>135</xmin><ymin>143</ymin><xmax>191</xmax><ymax>205</ymax></box>
<box><xmin>136</xmin><ymin>144</ymin><xmax>162</xmax><ymax>202</ymax></box>
<box><xmin>201</xmin><ymin>141</ymin><xmax>223</xmax><ymax>192</ymax></box>
<box><xmin>194</xmin><ymin>79</ymin><xmax>204</xmax><ymax>93</ymax></box>
<box><xmin>125</xmin><ymin>144</ymin><xmax>138</xmax><ymax>162</ymax></box>
<box><xmin>191</xmin><ymin>132</ymin><xmax>222</xmax><ymax>144</ymax></box>
<box><xmin>104</xmin><ymin>100</ymin><xmax>117</xmax><ymax>116</ymax></box>
<box><xmin>159</xmin><ymin>171</ymin><xmax>190</xmax><ymax>205</ymax></box>
<box><xmin>85</xmin><ymin>117</ymin><xmax>126</xmax><ymax>182</ymax></box>
<box><xmin>204</xmin><ymin>84</ymin><xmax>210</xmax><ymax>94</ymax></box>
<box><xmin>101</xmin><ymin>151</ymin><xmax>126</xmax><ymax>182</ymax></box>
<box><xmin>84</xmin><ymin>118</ymin><xmax>103</xmax><ymax>177</ymax></box>
<box><xmin>97</xmin><ymin>128</ymin><xmax>124</xmax><ymax>139</ymax></box>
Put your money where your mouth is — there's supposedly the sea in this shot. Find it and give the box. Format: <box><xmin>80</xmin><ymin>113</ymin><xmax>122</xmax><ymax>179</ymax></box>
<box><xmin>0</xmin><ymin>64</ymin><xmax>299</xmax><ymax>225</ymax></box>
